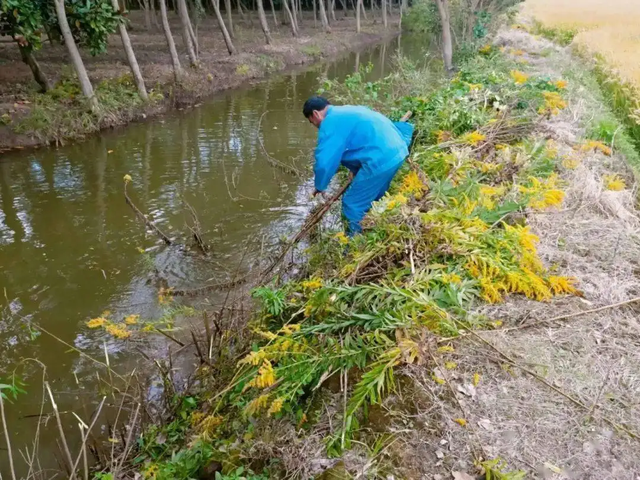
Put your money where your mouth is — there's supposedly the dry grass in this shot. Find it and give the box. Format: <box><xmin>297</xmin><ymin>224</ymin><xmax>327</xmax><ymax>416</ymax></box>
<box><xmin>523</xmin><ymin>0</ymin><xmax>640</xmax><ymax>88</ymax></box>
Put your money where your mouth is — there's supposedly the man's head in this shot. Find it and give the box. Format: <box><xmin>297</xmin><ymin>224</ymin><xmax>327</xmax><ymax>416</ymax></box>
<box><xmin>303</xmin><ymin>96</ymin><xmax>331</xmax><ymax>128</ymax></box>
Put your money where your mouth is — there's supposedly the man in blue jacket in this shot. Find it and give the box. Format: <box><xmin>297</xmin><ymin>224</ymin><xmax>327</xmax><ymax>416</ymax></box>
<box><xmin>303</xmin><ymin>96</ymin><xmax>414</xmax><ymax>235</ymax></box>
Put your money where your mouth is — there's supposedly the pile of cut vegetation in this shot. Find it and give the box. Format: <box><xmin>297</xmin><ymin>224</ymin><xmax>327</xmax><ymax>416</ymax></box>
<box><xmin>128</xmin><ymin>23</ymin><xmax>640</xmax><ymax>480</ymax></box>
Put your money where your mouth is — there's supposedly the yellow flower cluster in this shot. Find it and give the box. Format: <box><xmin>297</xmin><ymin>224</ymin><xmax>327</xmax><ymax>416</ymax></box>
<box><xmin>105</xmin><ymin>324</ymin><xmax>131</xmax><ymax>340</ymax></box>
<box><xmin>435</xmin><ymin>130</ymin><xmax>452</xmax><ymax>143</ymax></box>
<box><xmin>510</xmin><ymin>70</ymin><xmax>529</xmax><ymax>85</ymax></box>
<box><xmin>479</xmin><ymin>44</ymin><xmax>493</xmax><ymax>55</ymax></box>
<box><xmin>603</xmin><ymin>174</ymin><xmax>626</xmax><ymax>191</ymax></box>
<box><xmin>279</xmin><ymin>324</ymin><xmax>301</xmax><ymax>335</ymax></box>
<box><xmin>581</xmin><ymin>140</ymin><xmax>612</xmax><ymax>157</ymax></box>
<box><xmin>245</xmin><ymin>394</ymin><xmax>269</xmax><ymax>416</ymax></box>
<box><xmin>554</xmin><ymin>79</ymin><xmax>568</xmax><ymax>90</ymax></box>
<box><xmin>195</xmin><ymin>414</ymin><xmax>223</xmax><ymax>439</ymax></box>
<box><xmin>334</xmin><ymin>231</ymin><xmax>349</xmax><ymax>245</ymax></box>
<box><xmin>463</xmin><ymin>130</ymin><xmax>486</xmax><ymax>146</ymax></box>
<box><xmin>158</xmin><ymin>287</ymin><xmax>173</xmax><ymax>305</ymax></box>
<box><xmin>519</xmin><ymin>174</ymin><xmax>565</xmax><ymax>211</ymax></box>
<box><xmin>386</xmin><ymin>193</ymin><xmax>408</xmax><ymax>210</ymax></box>
<box><xmin>124</xmin><ymin>314</ymin><xmax>139</xmax><ymax>325</ymax></box>
<box><xmin>400</xmin><ymin>171</ymin><xmax>427</xmax><ymax>198</ymax></box>
<box><xmin>247</xmin><ymin>360</ymin><xmax>276</xmax><ymax>389</ymax></box>
<box><xmin>239</xmin><ymin>349</ymin><xmax>267</xmax><ymax>366</ymax></box>
<box><xmin>268</xmin><ymin>397</ymin><xmax>284</xmax><ymax>416</ymax></box>
<box><xmin>441</xmin><ymin>273</ymin><xmax>462</xmax><ymax>285</ymax></box>
<box><xmin>562</xmin><ymin>154</ymin><xmax>580</xmax><ymax>169</ymax></box>
<box><xmin>301</xmin><ymin>278</ymin><xmax>323</xmax><ymax>290</ymax></box>
<box><xmin>548</xmin><ymin>276</ymin><xmax>578</xmax><ymax>295</ymax></box>
<box><xmin>86</xmin><ymin>317</ymin><xmax>107</xmax><ymax>328</ymax></box>
<box><xmin>539</xmin><ymin>91</ymin><xmax>567</xmax><ymax>115</ymax></box>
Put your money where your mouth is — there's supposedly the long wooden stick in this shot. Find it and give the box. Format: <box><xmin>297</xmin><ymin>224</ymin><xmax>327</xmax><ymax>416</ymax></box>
<box><xmin>260</xmin><ymin>179</ymin><xmax>353</xmax><ymax>281</ymax></box>
<box><xmin>260</xmin><ymin>111</ymin><xmax>414</xmax><ymax>282</ymax></box>
<box><xmin>124</xmin><ymin>180</ymin><xmax>172</xmax><ymax>245</ymax></box>
<box><xmin>499</xmin><ymin>296</ymin><xmax>640</xmax><ymax>332</ymax></box>
<box><xmin>0</xmin><ymin>392</ymin><xmax>17</xmax><ymax>480</ymax></box>
<box><xmin>45</xmin><ymin>382</ymin><xmax>77</xmax><ymax>480</ymax></box>
<box><xmin>456</xmin><ymin>321</ymin><xmax>639</xmax><ymax>440</ymax></box>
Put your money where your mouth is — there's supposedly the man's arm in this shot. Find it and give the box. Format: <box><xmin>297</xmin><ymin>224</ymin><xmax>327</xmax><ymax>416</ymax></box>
<box><xmin>314</xmin><ymin>121</ymin><xmax>348</xmax><ymax>194</ymax></box>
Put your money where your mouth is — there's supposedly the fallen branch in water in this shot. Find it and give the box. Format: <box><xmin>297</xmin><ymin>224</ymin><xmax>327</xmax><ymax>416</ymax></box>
<box><xmin>257</xmin><ymin>111</ymin><xmax>306</xmax><ymax>177</ymax></box>
<box><xmin>169</xmin><ymin>274</ymin><xmax>251</xmax><ymax>297</ymax></box>
<box><xmin>183</xmin><ymin>197</ymin><xmax>209</xmax><ymax>254</ymax></box>
<box><xmin>123</xmin><ymin>175</ymin><xmax>172</xmax><ymax>246</ymax></box>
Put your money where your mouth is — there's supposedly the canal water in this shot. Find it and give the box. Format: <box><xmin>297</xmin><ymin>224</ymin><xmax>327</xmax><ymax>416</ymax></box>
<box><xmin>0</xmin><ymin>34</ymin><xmax>430</xmax><ymax>475</ymax></box>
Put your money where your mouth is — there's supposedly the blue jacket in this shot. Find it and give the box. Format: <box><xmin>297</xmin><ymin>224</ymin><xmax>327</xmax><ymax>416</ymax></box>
<box><xmin>314</xmin><ymin>105</ymin><xmax>414</xmax><ymax>191</ymax></box>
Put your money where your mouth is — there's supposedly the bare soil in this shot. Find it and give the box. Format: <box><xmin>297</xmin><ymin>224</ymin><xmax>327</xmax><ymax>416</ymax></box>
<box><xmin>0</xmin><ymin>11</ymin><xmax>398</xmax><ymax>151</ymax></box>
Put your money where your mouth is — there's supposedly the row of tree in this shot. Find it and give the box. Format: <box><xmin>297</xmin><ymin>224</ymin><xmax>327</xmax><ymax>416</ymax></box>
<box><xmin>0</xmin><ymin>0</ymin><xmax>408</xmax><ymax>110</ymax></box>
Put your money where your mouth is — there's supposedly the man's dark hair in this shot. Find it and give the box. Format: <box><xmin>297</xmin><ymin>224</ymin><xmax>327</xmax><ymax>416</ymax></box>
<box><xmin>303</xmin><ymin>96</ymin><xmax>331</xmax><ymax>118</ymax></box>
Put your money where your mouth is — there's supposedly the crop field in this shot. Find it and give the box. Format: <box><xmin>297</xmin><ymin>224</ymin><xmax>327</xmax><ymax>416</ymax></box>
<box><xmin>523</xmin><ymin>0</ymin><xmax>640</xmax><ymax>88</ymax></box>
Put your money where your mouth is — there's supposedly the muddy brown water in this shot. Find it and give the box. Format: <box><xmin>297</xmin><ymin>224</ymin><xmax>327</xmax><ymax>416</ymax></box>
<box><xmin>0</xmin><ymin>35</ymin><xmax>430</xmax><ymax>475</ymax></box>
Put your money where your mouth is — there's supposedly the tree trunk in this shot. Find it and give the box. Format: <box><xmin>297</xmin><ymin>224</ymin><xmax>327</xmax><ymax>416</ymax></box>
<box><xmin>290</xmin><ymin>0</ymin><xmax>299</xmax><ymax>33</ymax></box>
<box><xmin>356</xmin><ymin>0</ymin><xmax>361</xmax><ymax>32</ymax></box>
<box><xmin>225</xmin><ymin>0</ymin><xmax>235</xmax><ymax>37</ymax></box>
<box><xmin>435</xmin><ymin>0</ymin><xmax>453</xmax><ymax>73</ymax></box>
<box><xmin>337</xmin><ymin>0</ymin><xmax>346</xmax><ymax>17</ymax></box>
<box><xmin>159</xmin><ymin>0</ymin><xmax>183</xmax><ymax>81</ymax></box>
<box><xmin>382</xmin><ymin>0</ymin><xmax>387</xmax><ymax>28</ymax></box>
<box><xmin>52</xmin><ymin>0</ymin><xmax>97</xmax><ymax>109</ymax></box>
<box><xmin>282</xmin><ymin>0</ymin><xmax>298</xmax><ymax>37</ymax></box>
<box><xmin>313</xmin><ymin>0</ymin><xmax>317</xmax><ymax>26</ymax></box>
<box><xmin>143</xmin><ymin>0</ymin><xmax>152</xmax><ymax>29</ymax></box>
<box><xmin>237</xmin><ymin>0</ymin><xmax>247</xmax><ymax>19</ymax></box>
<box><xmin>329</xmin><ymin>0</ymin><xmax>336</xmax><ymax>22</ymax></box>
<box><xmin>18</xmin><ymin>45</ymin><xmax>50</xmax><ymax>93</ymax></box>
<box><xmin>256</xmin><ymin>0</ymin><xmax>272</xmax><ymax>44</ymax></box>
<box><xmin>318</xmin><ymin>0</ymin><xmax>330</xmax><ymax>32</ymax></box>
<box><xmin>283</xmin><ymin>0</ymin><xmax>298</xmax><ymax>36</ymax></box>
<box><xmin>111</xmin><ymin>0</ymin><xmax>149</xmax><ymax>100</ymax></box>
<box><xmin>360</xmin><ymin>0</ymin><xmax>367</xmax><ymax>20</ymax></box>
<box><xmin>178</xmin><ymin>0</ymin><xmax>198</xmax><ymax>67</ymax></box>
<box><xmin>211</xmin><ymin>0</ymin><xmax>237</xmax><ymax>54</ymax></box>
<box><xmin>152</xmin><ymin>0</ymin><xmax>160</xmax><ymax>29</ymax></box>
<box><xmin>187</xmin><ymin>15</ymin><xmax>199</xmax><ymax>57</ymax></box>
<box><xmin>268</xmin><ymin>0</ymin><xmax>278</xmax><ymax>29</ymax></box>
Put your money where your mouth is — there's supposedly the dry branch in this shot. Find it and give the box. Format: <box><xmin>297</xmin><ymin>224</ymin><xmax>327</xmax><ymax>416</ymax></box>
<box><xmin>124</xmin><ymin>179</ymin><xmax>172</xmax><ymax>245</ymax></box>
<box><xmin>257</xmin><ymin>111</ymin><xmax>306</xmax><ymax>177</ymax></box>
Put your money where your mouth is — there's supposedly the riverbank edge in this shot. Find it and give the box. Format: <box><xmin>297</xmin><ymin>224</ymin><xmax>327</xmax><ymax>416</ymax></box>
<box><xmin>528</xmin><ymin>19</ymin><xmax>640</xmax><ymax>178</ymax></box>
<box><xmin>0</xmin><ymin>25</ymin><xmax>400</xmax><ymax>153</ymax></box>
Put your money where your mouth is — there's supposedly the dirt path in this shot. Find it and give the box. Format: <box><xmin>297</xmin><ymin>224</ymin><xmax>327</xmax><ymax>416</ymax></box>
<box><xmin>0</xmin><ymin>12</ymin><xmax>398</xmax><ymax>152</ymax></box>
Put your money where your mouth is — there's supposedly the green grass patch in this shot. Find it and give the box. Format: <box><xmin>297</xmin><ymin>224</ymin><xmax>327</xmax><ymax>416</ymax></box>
<box><xmin>531</xmin><ymin>20</ymin><xmax>579</xmax><ymax>46</ymax></box>
<box><xmin>14</xmin><ymin>74</ymin><xmax>155</xmax><ymax>145</ymax></box>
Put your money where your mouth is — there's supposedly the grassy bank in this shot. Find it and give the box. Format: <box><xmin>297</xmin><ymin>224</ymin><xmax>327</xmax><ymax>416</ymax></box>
<box><xmin>79</xmin><ymin>15</ymin><xmax>640</xmax><ymax>480</ymax></box>
<box><xmin>522</xmin><ymin>0</ymin><xmax>640</xmax><ymax>174</ymax></box>
<box><xmin>0</xmin><ymin>14</ymin><xmax>397</xmax><ymax>152</ymax></box>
